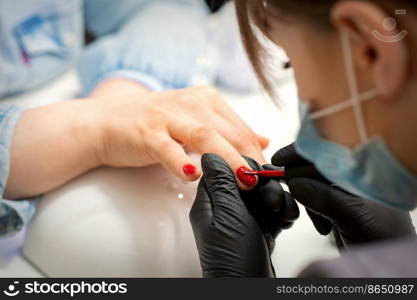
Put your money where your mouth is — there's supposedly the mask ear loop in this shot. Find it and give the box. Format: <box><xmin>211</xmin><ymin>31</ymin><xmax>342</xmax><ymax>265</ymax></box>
<box><xmin>340</xmin><ymin>30</ymin><xmax>369</xmax><ymax>144</ymax></box>
<box><xmin>310</xmin><ymin>89</ymin><xmax>378</xmax><ymax>120</ymax></box>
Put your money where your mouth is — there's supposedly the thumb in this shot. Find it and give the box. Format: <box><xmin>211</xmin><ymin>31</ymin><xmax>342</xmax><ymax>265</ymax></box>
<box><xmin>272</xmin><ymin>143</ymin><xmax>307</xmax><ymax>166</ymax></box>
<box><xmin>201</xmin><ymin>153</ymin><xmax>248</xmax><ymax>222</ymax></box>
<box><xmin>305</xmin><ymin>208</ymin><xmax>333</xmax><ymax>236</ymax></box>
<box><xmin>288</xmin><ymin>178</ymin><xmax>345</xmax><ymax>223</ymax></box>
<box><xmin>190</xmin><ymin>180</ymin><xmax>213</xmax><ymax>228</ymax></box>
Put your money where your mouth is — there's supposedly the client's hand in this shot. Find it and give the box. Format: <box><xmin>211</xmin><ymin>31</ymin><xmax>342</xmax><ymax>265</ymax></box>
<box><xmin>89</xmin><ymin>81</ymin><xmax>268</xmax><ymax>190</ymax></box>
<box><xmin>5</xmin><ymin>82</ymin><xmax>268</xmax><ymax>199</ymax></box>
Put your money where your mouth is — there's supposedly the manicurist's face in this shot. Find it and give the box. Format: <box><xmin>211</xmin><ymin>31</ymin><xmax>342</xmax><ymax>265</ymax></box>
<box><xmin>264</xmin><ymin>1</ymin><xmax>416</xmax><ymax>154</ymax></box>
<box><xmin>266</xmin><ymin>9</ymin><xmax>372</xmax><ymax>147</ymax></box>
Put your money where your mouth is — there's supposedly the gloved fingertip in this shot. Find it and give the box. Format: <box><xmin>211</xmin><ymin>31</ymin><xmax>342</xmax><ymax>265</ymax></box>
<box><xmin>201</xmin><ymin>153</ymin><xmax>237</xmax><ymax>191</ymax></box>
<box><xmin>201</xmin><ymin>153</ymin><xmax>224</xmax><ymax>169</ymax></box>
<box><xmin>262</xmin><ymin>164</ymin><xmax>285</xmax><ymax>171</ymax></box>
<box><xmin>305</xmin><ymin>208</ymin><xmax>333</xmax><ymax>236</ymax></box>
<box><xmin>287</xmin><ymin>177</ymin><xmax>317</xmax><ymax>201</ymax></box>
<box><xmin>242</xmin><ymin>156</ymin><xmax>262</xmax><ymax>171</ymax></box>
<box><xmin>279</xmin><ymin>220</ymin><xmax>295</xmax><ymax>230</ymax></box>
<box><xmin>258</xmin><ymin>180</ymin><xmax>285</xmax><ymax>212</ymax></box>
<box><xmin>271</xmin><ymin>143</ymin><xmax>297</xmax><ymax>166</ymax></box>
<box><xmin>201</xmin><ymin>153</ymin><xmax>234</xmax><ymax>177</ymax></box>
<box><xmin>282</xmin><ymin>192</ymin><xmax>300</xmax><ymax>221</ymax></box>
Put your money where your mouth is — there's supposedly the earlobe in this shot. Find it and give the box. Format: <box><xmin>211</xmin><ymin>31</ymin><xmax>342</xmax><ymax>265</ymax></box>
<box><xmin>331</xmin><ymin>1</ymin><xmax>410</xmax><ymax>98</ymax></box>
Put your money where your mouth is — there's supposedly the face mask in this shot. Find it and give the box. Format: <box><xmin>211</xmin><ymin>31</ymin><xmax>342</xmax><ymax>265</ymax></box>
<box><xmin>295</xmin><ymin>31</ymin><xmax>417</xmax><ymax>210</ymax></box>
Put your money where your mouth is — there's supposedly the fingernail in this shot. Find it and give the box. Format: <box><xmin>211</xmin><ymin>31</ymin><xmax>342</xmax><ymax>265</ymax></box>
<box><xmin>236</xmin><ymin>166</ymin><xmax>257</xmax><ymax>187</ymax></box>
<box><xmin>183</xmin><ymin>164</ymin><xmax>197</xmax><ymax>176</ymax></box>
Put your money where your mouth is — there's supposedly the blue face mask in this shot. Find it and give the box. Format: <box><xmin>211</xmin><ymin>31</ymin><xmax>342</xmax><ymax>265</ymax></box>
<box><xmin>295</xmin><ymin>31</ymin><xmax>417</xmax><ymax>211</ymax></box>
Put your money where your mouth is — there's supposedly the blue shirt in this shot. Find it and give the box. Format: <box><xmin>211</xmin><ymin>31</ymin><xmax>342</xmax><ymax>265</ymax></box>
<box><xmin>0</xmin><ymin>0</ymin><xmax>216</xmax><ymax>237</ymax></box>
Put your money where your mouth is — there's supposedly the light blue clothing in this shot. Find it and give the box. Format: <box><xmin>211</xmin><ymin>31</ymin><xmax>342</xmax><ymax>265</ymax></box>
<box><xmin>0</xmin><ymin>0</ymin><xmax>215</xmax><ymax>237</ymax></box>
<box><xmin>79</xmin><ymin>0</ymin><xmax>216</xmax><ymax>94</ymax></box>
<box><xmin>0</xmin><ymin>105</ymin><xmax>37</xmax><ymax>237</ymax></box>
<box><xmin>0</xmin><ymin>0</ymin><xmax>84</xmax><ymax>98</ymax></box>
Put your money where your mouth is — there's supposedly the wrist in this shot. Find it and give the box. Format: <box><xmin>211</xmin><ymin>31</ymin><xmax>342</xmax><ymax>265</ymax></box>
<box><xmin>89</xmin><ymin>78</ymin><xmax>150</xmax><ymax>100</ymax></box>
<box><xmin>72</xmin><ymin>99</ymin><xmax>104</xmax><ymax>169</ymax></box>
<box><xmin>5</xmin><ymin>100</ymin><xmax>104</xmax><ymax>199</ymax></box>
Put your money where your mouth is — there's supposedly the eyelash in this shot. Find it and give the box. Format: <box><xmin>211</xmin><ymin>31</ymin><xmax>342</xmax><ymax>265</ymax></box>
<box><xmin>283</xmin><ymin>61</ymin><xmax>292</xmax><ymax>69</ymax></box>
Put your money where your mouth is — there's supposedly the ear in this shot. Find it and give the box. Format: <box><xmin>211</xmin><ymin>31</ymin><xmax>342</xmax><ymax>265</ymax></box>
<box><xmin>331</xmin><ymin>1</ymin><xmax>410</xmax><ymax>98</ymax></box>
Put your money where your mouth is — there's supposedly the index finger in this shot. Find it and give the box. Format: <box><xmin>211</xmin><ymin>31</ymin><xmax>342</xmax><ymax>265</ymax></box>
<box><xmin>211</xmin><ymin>95</ymin><xmax>270</xmax><ymax>152</ymax></box>
<box><xmin>188</xmin><ymin>86</ymin><xmax>269</xmax><ymax>150</ymax></box>
<box><xmin>168</xmin><ymin>117</ymin><xmax>258</xmax><ymax>190</ymax></box>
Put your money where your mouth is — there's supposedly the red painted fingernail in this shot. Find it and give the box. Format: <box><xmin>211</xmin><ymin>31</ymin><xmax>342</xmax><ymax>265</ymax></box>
<box><xmin>236</xmin><ymin>166</ymin><xmax>257</xmax><ymax>187</ymax></box>
<box><xmin>183</xmin><ymin>164</ymin><xmax>197</xmax><ymax>176</ymax></box>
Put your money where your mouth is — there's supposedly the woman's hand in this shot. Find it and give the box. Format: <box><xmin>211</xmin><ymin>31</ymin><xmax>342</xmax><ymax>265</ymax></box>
<box><xmin>88</xmin><ymin>84</ymin><xmax>268</xmax><ymax>189</ymax></box>
<box><xmin>5</xmin><ymin>82</ymin><xmax>268</xmax><ymax>199</ymax></box>
<box><xmin>272</xmin><ymin>144</ymin><xmax>416</xmax><ymax>250</ymax></box>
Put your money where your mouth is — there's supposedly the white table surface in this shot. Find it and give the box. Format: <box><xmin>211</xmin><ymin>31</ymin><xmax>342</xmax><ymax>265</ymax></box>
<box><xmin>1</xmin><ymin>70</ymin><xmax>414</xmax><ymax>278</ymax></box>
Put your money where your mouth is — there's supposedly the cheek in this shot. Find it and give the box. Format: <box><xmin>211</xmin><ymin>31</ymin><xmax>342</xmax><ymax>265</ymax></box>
<box><xmin>280</xmin><ymin>31</ymin><xmax>346</xmax><ymax>107</ymax></box>
<box><xmin>272</xmin><ymin>27</ymin><xmax>363</xmax><ymax>147</ymax></box>
<box><xmin>288</xmin><ymin>46</ymin><xmax>361</xmax><ymax>146</ymax></box>
<box><xmin>291</xmin><ymin>58</ymin><xmax>322</xmax><ymax>98</ymax></box>
<box><xmin>292</xmin><ymin>52</ymin><xmax>347</xmax><ymax>110</ymax></box>
<box><xmin>293</xmin><ymin>58</ymin><xmax>361</xmax><ymax>146</ymax></box>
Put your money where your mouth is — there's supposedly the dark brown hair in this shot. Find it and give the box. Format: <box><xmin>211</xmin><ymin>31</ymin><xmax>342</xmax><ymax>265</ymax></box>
<box><xmin>235</xmin><ymin>0</ymin><xmax>416</xmax><ymax>96</ymax></box>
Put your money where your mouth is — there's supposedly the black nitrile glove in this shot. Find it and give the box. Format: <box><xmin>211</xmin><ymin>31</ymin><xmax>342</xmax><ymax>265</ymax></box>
<box><xmin>189</xmin><ymin>153</ymin><xmax>299</xmax><ymax>278</ymax></box>
<box><xmin>272</xmin><ymin>143</ymin><xmax>416</xmax><ymax>250</ymax></box>
<box><xmin>243</xmin><ymin>156</ymin><xmax>300</xmax><ymax>252</ymax></box>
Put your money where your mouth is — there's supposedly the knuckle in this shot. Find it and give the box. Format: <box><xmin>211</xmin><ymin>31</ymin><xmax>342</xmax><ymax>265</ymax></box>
<box><xmin>136</xmin><ymin>123</ymin><xmax>153</xmax><ymax>137</ymax></box>
<box><xmin>190</xmin><ymin>125</ymin><xmax>215</xmax><ymax>144</ymax></box>
<box><xmin>201</xmin><ymin>85</ymin><xmax>219</xmax><ymax>96</ymax></box>
<box><xmin>204</xmin><ymin>87</ymin><xmax>222</xmax><ymax>103</ymax></box>
<box><xmin>231</xmin><ymin>135</ymin><xmax>252</xmax><ymax>153</ymax></box>
<box><xmin>148</xmin><ymin>107</ymin><xmax>167</xmax><ymax>121</ymax></box>
<box><xmin>151</xmin><ymin>137</ymin><xmax>174</xmax><ymax>157</ymax></box>
<box><xmin>177</xmin><ymin>92</ymin><xmax>197</xmax><ymax>106</ymax></box>
<box><xmin>192</xmin><ymin>85</ymin><xmax>221</xmax><ymax>103</ymax></box>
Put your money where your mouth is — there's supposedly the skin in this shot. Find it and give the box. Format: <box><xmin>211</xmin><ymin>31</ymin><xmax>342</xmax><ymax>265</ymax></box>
<box><xmin>265</xmin><ymin>0</ymin><xmax>417</xmax><ymax>177</ymax></box>
<box><xmin>4</xmin><ymin>79</ymin><xmax>268</xmax><ymax>199</ymax></box>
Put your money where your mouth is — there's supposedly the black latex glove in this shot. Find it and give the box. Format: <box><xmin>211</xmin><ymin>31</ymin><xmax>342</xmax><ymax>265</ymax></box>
<box><xmin>272</xmin><ymin>143</ymin><xmax>416</xmax><ymax>250</ymax></box>
<box><xmin>190</xmin><ymin>153</ymin><xmax>299</xmax><ymax>277</ymax></box>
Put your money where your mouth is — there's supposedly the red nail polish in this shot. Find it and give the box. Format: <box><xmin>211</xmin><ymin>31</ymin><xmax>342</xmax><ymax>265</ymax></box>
<box><xmin>236</xmin><ymin>166</ymin><xmax>257</xmax><ymax>187</ymax></box>
<box><xmin>183</xmin><ymin>164</ymin><xmax>197</xmax><ymax>176</ymax></box>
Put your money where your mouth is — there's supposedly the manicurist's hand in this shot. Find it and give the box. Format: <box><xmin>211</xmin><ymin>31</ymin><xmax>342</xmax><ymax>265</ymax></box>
<box><xmin>190</xmin><ymin>154</ymin><xmax>299</xmax><ymax>278</ymax></box>
<box><xmin>272</xmin><ymin>144</ymin><xmax>416</xmax><ymax>250</ymax></box>
<box><xmin>5</xmin><ymin>82</ymin><xmax>268</xmax><ymax>199</ymax></box>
